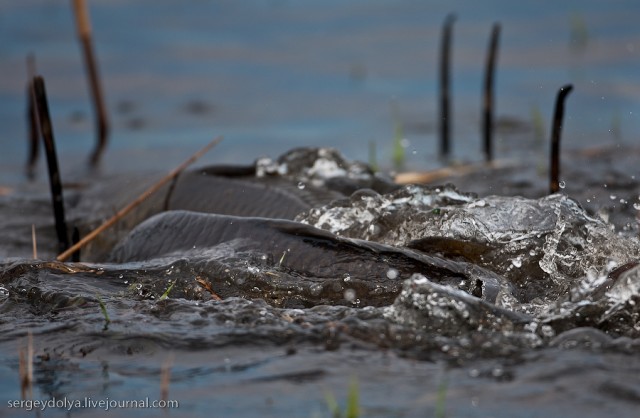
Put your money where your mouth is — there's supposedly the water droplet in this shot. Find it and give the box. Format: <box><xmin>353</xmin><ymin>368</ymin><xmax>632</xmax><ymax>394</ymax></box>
<box><xmin>386</xmin><ymin>268</ymin><xmax>399</xmax><ymax>279</ymax></box>
<box><xmin>344</xmin><ymin>288</ymin><xmax>356</xmax><ymax>302</ymax></box>
<box><xmin>511</xmin><ymin>257</ymin><xmax>522</xmax><ymax>268</ymax></box>
<box><xmin>297</xmin><ymin>182</ymin><xmax>306</xmax><ymax>190</ymax></box>
<box><xmin>559</xmin><ymin>181</ymin><xmax>566</xmax><ymax>189</ymax></box>
<box><xmin>309</xmin><ymin>284</ymin><xmax>323</xmax><ymax>296</ymax></box>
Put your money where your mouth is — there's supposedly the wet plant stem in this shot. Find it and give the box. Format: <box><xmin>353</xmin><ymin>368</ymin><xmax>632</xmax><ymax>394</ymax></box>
<box><xmin>56</xmin><ymin>136</ymin><xmax>224</xmax><ymax>262</ymax></box>
<box><xmin>26</xmin><ymin>54</ymin><xmax>39</xmax><ymax>180</ymax></box>
<box><xmin>483</xmin><ymin>23</ymin><xmax>500</xmax><ymax>163</ymax></box>
<box><xmin>439</xmin><ymin>14</ymin><xmax>455</xmax><ymax>160</ymax></box>
<box><xmin>72</xmin><ymin>0</ymin><xmax>109</xmax><ymax>167</ymax></box>
<box><xmin>549</xmin><ymin>84</ymin><xmax>573</xmax><ymax>194</ymax></box>
<box><xmin>33</xmin><ymin>76</ymin><xmax>70</xmax><ymax>255</ymax></box>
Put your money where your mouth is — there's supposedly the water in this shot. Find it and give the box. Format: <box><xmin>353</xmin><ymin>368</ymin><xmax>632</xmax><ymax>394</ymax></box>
<box><xmin>2</xmin><ymin>147</ymin><xmax>640</xmax><ymax>417</ymax></box>
<box><xmin>2</xmin><ymin>2</ymin><xmax>640</xmax><ymax>417</ymax></box>
<box><xmin>2</xmin><ymin>0</ymin><xmax>640</xmax><ymax>183</ymax></box>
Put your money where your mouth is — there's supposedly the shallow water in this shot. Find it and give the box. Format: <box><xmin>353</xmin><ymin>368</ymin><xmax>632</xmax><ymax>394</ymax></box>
<box><xmin>2</xmin><ymin>2</ymin><xmax>640</xmax><ymax>417</ymax></box>
<box><xmin>2</xmin><ymin>0</ymin><xmax>640</xmax><ymax>182</ymax></box>
<box><xmin>2</xmin><ymin>147</ymin><xmax>640</xmax><ymax>417</ymax></box>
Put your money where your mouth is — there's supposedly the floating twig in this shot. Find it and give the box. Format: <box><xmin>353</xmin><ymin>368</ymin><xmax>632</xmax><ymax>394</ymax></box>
<box><xmin>482</xmin><ymin>23</ymin><xmax>500</xmax><ymax>162</ymax></box>
<box><xmin>33</xmin><ymin>76</ymin><xmax>70</xmax><ymax>254</ymax></box>
<box><xmin>26</xmin><ymin>55</ymin><xmax>39</xmax><ymax>180</ymax></box>
<box><xmin>72</xmin><ymin>0</ymin><xmax>109</xmax><ymax>167</ymax></box>
<box><xmin>56</xmin><ymin>136</ymin><xmax>224</xmax><ymax>261</ymax></box>
<box><xmin>439</xmin><ymin>14</ymin><xmax>455</xmax><ymax>160</ymax></box>
<box><xmin>549</xmin><ymin>84</ymin><xmax>573</xmax><ymax>194</ymax></box>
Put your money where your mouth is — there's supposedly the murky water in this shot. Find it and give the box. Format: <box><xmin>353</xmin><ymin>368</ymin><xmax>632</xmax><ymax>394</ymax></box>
<box><xmin>2</xmin><ymin>2</ymin><xmax>640</xmax><ymax>417</ymax></box>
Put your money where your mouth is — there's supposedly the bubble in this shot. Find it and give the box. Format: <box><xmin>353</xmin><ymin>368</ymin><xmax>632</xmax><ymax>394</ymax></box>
<box><xmin>386</xmin><ymin>268</ymin><xmax>399</xmax><ymax>279</ymax></box>
<box><xmin>559</xmin><ymin>181</ymin><xmax>566</xmax><ymax>189</ymax></box>
<box><xmin>634</xmin><ymin>203</ymin><xmax>640</xmax><ymax>211</ymax></box>
<box><xmin>297</xmin><ymin>182</ymin><xmax>306</xmax><ymax>190</ymax></box>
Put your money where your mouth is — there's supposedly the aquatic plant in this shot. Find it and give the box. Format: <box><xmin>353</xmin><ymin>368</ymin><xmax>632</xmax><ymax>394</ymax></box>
<box><xmin>439</xmin><ymin>14</ymin><xmax>455</xmax><ymax>159</ymax></box>
<box><xmin>434</xmin><ymin>374</ymin><xmax>448</xmax><ymax>418</ymax></box>
<box><xmin>159</xmin><ymin>280</ymin><xmax>176</xmax><ymax>300</ymax></box>
<box><xmin>530</xmin><ymin>103</ymin><xmax>545</xmax><ymax>146</ymax></box>
<box><xmin>569</xmin><ymin>12</ymin><xmax>589</xmax><ymax>53</ymax></box>
<box><xmin>325</xmin><ymin>378</ymin><xmax>359</xmax><ymax>418</ymax></box>
<box><xmin>32</xmin><ymin>76</ymin><xmax>70</xmax><ymax>255</ymax></box>
<box><xmin>482</xmin><ymin>22</ymin><xmax>500</xmax><ymax>162</ymax></box>
<box><xmin>96</xmin><ymin>294</ymin><xmax>110</xmax><ymax>329</ymax></box>
<box><xmin>391</xmin><ymin>119</ymin><xmax>405</xmax><ymax>171</ymax></box>
<box><xmin>549</xmin><ymin>84</ymin><xmax>573</xmax><ymax>194</ymax></box>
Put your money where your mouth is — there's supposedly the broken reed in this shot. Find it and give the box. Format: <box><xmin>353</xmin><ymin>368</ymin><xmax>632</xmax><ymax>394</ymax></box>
<box><xmin>56</xmin><ymin>136</ymin><xmax>224</xmax><ymax>262</ymax></box>
<box><xmin>32</xmin><ymin>76</ymin><xmax>70</xmax><ymax>255</ymax></box>
<box><xmin>483</xmin><ymin>23</ymin><xmax>500</xmax><ymax>163</ymax></box>
<box><xmin>439</xmin><ymin>14</ymin><xmax>455</xmax><ymax>160</ymax></box>
<box><xmin>550</xmin><ymin>84</ymin><xmax>573</xmax><ymax>194</ymax></box>
<box><xmin>72</xmin><ymin>0</ymin><xmax>109</xmax><ymax>167</ymax></box>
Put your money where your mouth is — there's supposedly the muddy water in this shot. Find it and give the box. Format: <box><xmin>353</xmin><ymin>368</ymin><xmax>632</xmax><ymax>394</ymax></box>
<box><xmin>2</xmin><ymin>1</ymin><xmax>640</xmax><ymax>417</ymax></box>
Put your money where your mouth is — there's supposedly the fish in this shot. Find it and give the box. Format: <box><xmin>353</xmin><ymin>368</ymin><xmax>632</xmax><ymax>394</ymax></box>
<box><xmin>109</xmin><ymin>210</ymin><xmax>510</xmax><ymax>307</ymax></box>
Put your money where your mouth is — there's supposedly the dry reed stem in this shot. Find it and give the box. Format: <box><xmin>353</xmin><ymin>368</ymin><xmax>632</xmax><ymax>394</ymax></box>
<box><xmin>195</xmin><ymin>276</ymin><xmax>223</xmax><ymax>301</ymax></box>
<box><xmin>31</xmin><ymin>224</ymin><xmax>37</xmax><ymax>259</ymax></box>
<box><xmin>394</xmin><ymin>160</ymin><xmax>512</xmax><ymax>184</ymax></box>
<box><xmin>19</xmin><ymin>331</ymin><xmax>33</xmax><ymax>400</ymax></box>
<box><xmin>72</xmin><ymin>0</ymin><xmax>109</xmax><ymax>166</ymax></box>
<box><xmin>56</xmin><ymin>136</ymin><xmax>223</xmax><ymax>261</ymax></box>
<box><xmin>160</xmin><ymin>353</ymin><xmax>174</xmax><ymax>404</ymax></box>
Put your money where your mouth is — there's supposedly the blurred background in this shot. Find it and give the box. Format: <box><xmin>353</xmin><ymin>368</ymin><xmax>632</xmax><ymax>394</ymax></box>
<box><xmin>1</xmin><ymin>0</ymin><xmax>640</xmax><ymax>184</ymax></box>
